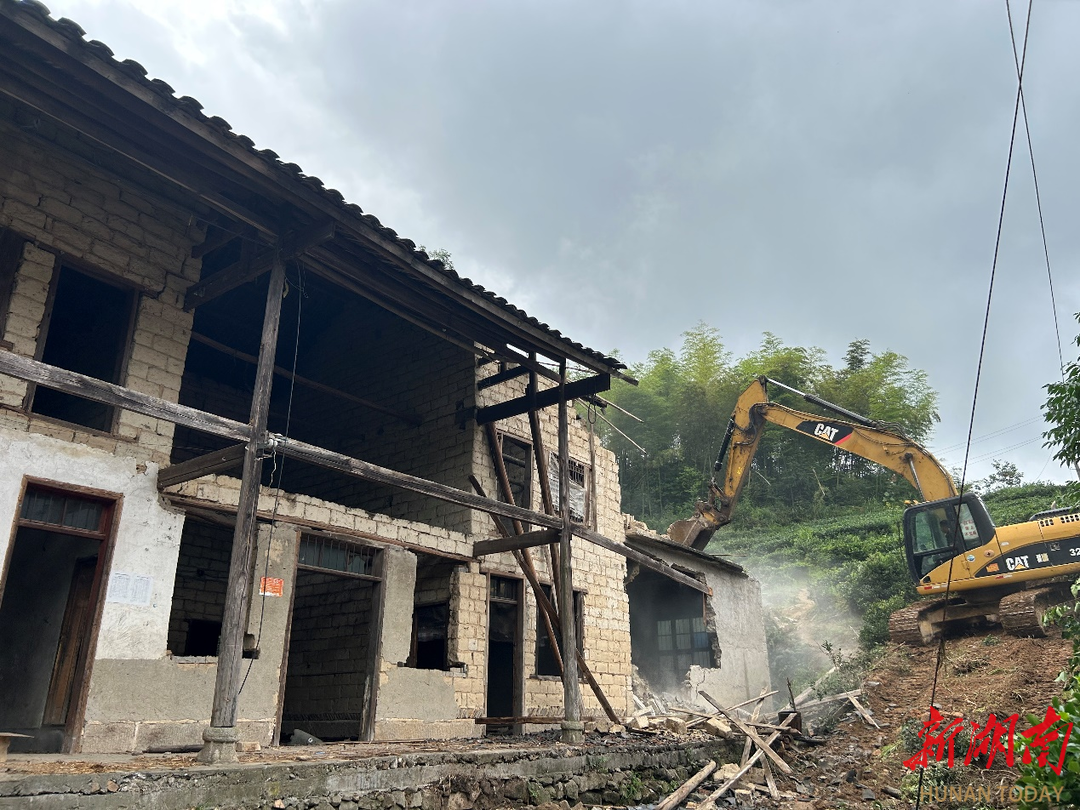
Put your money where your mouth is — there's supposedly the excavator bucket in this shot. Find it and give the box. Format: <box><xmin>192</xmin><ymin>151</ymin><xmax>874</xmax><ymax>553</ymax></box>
<box><xmin>667</xmin><ymin>499</ymin><xmax>725</xmax><ymax>550</ymax></box>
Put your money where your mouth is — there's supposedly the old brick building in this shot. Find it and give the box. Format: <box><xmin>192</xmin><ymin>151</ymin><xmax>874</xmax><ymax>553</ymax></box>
<box><xmin>0</xmin><ymin>0</ymin><xmax>768</xmax><ymax>757</ymax></box>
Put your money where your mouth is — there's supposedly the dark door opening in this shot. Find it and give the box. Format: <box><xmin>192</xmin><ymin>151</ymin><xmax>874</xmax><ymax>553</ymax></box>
<box><xmin>280</xmin><ymin>536</ymin><xmax>380</xmax><ymax>743</ymax></box>
<box><xmin>0</xmin><ymin>486</ymin><xmax>113</xmax><ymax>753</ymax></box>
<box><xmin>486</xmin><ymin>576</ymin><xmax>521</xmax><ymax>734</ymax></box>
<box><xmin>0</xmin><ymin>488</ymin><xmax>112</xmax><ymax>756</ymax></box>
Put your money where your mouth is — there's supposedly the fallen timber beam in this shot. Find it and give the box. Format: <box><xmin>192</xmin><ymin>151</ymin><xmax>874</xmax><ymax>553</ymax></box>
<box><xmin>473</xmin><ymin>716</ymin><xmax>595</xmax><ymax>725</ymax></box>
<box><xmin>699</xmin><ymin>690</ymin><xmax>792</xmax><ymax>776</ymax></box>
<box><xmin>655</xmin><ymin>760</ymin><xmax>717</xmax><ymax>810</ymax></box>
<box><xmin>473</xmin><ymin>529</ymin><xmax>559</xmax><ymax>557</ymax></box>
<box><xmin>0</xmin><ymin>351</ymin><xmax>705</xmax><ymax>592</ymax></box>
<box><xmin>697</xmin><ymin>713</ymin><xmax>800</xmax><ymax>810</ymax></box>
<box><xmin>158</xmin><ymin>443</ymin><xmax>246</xmax><ymax>489</ymax></box>
<box><xmin>0</xmin><ymin>350</ymin><xmax>251</xmax><ymax>442</ymax></box>
<box><xmin>184</xmin><ymin>220</ymin><xmax>336</xmax><ymax>309</ymax></box>
<box><xmin>189</xmin><ymin>332</ymin><xmax>421</xmax><ymax>427</ymax></box>
<box><xmin>475</xmin><ymin>373</ymin><xmax>611</xmax><ymax>425</ymax></box>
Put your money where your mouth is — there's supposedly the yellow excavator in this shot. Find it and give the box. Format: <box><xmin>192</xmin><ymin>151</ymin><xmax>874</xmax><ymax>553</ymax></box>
<box><xmin>668</xmin><ymin>376</ymin><xmax>1080</xmax><ymax>644</ymax></box>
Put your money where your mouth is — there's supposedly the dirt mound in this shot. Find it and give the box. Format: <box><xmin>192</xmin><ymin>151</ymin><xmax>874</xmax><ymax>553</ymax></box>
<box><xmin>763</xmin><ymin>632</ymin><xmax>1072</xmax><ymax>808</ymax></box>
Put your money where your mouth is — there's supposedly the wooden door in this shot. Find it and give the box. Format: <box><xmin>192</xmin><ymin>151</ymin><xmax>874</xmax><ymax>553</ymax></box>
<box><xmin>42</xmin><ymin>557</ymin><xmax>97</xmax><ymax>726</ymax></box>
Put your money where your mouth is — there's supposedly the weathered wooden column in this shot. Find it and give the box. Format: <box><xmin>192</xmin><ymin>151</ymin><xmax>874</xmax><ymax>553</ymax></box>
<box><xmin>558</xmin><ymin>359</ymin><xmax>583</xmax><ymax>743</ymax></box>
<box><xmin>198</xmin><ymin>253</ymin><xmax>287</xmax><ymax>764</ymax></box>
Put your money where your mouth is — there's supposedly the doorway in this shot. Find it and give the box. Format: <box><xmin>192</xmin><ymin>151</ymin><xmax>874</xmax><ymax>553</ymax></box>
<box><xmin>486</xmin><ymin>575</ymin><xmax>522</xmax><ymax>734</ymax></box>
<box><xmin>0</xmin><ymin>485</ymin><xmax>114</xmax><ymax>752</ymax></box>
<box><xmin>280</xmin><ymin>535</ymin><xmax>381</xmax><ymax>742</ymax></box>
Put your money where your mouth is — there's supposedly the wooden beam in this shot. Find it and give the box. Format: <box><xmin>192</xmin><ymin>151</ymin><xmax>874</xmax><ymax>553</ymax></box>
<box><xmin>477</xmin><ymin>364</ymin><xmax>530</xmax><ymax>391</ymax></box>
<box><xmin>201</xmin><ymin>252</ymin><xmax>286</xmax><ymax>762</ymax></box>
<box><xmin>165</xmin><ymin>494</ymin><xmax>473</xmax><ymax>563</ymax></box>
<box><xmin>0</xmin><ymin>349</ymin><xmax>250</xmax><ymax>442</ymax></box>
<box><xmin>190</xmin><ymin>228</ymin><xmax>240</xmax><ymax>260</ymax></box>
<box><xmin>473</xmin><ymin>529</ymin><xmax>559</xmax><ymax>557</ymax></box>
<box><xmin>468</xmin><ymin>476</ymin><xmax>618</xmax><ymax>726</ymax></box>
<box><xmin>557</xmin><ymin>359</ymin><xmax>583</xmax><ymax>742</ymax></box>
<box><xmin>185</xmin><ymin>220</ymin><xmax>335</xmax><ymax>309</ymax></box>
<box><xmin>476</xmin><ymin>374</ymin><xmax>611</xmax><ymax>425</ymax></box>
<box><xmin>189</xmin><ymin>332</ymin><xmax>420</xmax><ymax>427</ymax></box>
<box><xmin>0</xmin><ymin>351</ymin><xmax>706</xmax><ymax>594</ymax></box>
<box><xmin>158</xmin><ymin>443</ymin><xmax>245</xmax><ymax>489</ymax></box>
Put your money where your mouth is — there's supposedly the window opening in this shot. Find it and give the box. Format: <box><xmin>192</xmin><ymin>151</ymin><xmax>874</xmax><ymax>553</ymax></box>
<box><xmin>548</xmin><ymin>453</ymin><xmax>587</xmax><ymax>523</ymax></box>
<box><xmin>408</xmin><ymin>555</ymin><xmax>455</xmax><ymax>670</ymax></box>
<box><xmin>19</xmin><ymin>488</ymin><xmax>109</xmax><ymax>537</ymax></box>
<box><xmin>31</xmin><ymin>264</ymin><xmax>135</xmax><ymax>431</ymax></box>
<box><xmin>411</xmin><ymin>603</ymin><xmax>450</xmax><ymax>670</ymax></box>
<box><xmin>167</xmin><ymin>518</ymin><xmax>233</xmax><ymax>657</ymax></box>
<box><xmin>535</xmin><ymin>584</ymin><xmax>583</xmax><ymax>676</ymax></box>
<box><xmin>298</xmin><ymin>535</ymin><xmax>377</xmax><ymax>578</ymax></box>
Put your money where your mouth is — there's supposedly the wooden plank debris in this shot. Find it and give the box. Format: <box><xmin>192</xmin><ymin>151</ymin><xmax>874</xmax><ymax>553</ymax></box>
<box><xmin>654</xmin><ymin>760</ymin><xmax>717</xmax><ymax>810</ymax></box>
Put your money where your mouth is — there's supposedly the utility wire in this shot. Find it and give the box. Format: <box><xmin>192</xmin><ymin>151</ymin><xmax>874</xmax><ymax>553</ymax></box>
<box><xmin>916</xmin><ymin>2</ymin><xmax>1032</xmax><ymax>806</ymax></box>
<box><xmin>934</xmin><ymin>415</ymin><xmax>1043</xmax><ymax>453</ymax></box>
<box><xmin>1005</xmin><ymin>10</ymin><xmax>1066</xmax><ymax>378</ymax></box>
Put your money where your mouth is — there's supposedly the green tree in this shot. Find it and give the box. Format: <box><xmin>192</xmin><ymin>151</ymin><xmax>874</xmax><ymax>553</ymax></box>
<box><xmin>601</xmin><ymin>329</ymin><xmax>940</xmax><ymax>529</ymax></box>
<box><xmin>1044</xmin><ymin>312</ymin><xmax>1080</xmax><ymax>489</ymax></box>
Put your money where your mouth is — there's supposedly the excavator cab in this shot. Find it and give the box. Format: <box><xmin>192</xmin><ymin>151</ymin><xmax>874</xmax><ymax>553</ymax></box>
<box><xmin>901</xmin><ymin>493</ymin><xmax>996</xmax><ymax>583</ymax></box>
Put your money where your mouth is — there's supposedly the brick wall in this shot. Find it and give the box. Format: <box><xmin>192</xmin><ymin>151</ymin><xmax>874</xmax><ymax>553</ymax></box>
<box><xmin>0</xmin><ymin>98</ymin><xmax>203</xmax><ymax>466</ymax></box>
<box><xmin>281</xmin><ymin>570</ymin><xmax>376</xmax><ymax>740</ymax></box>
<box><xmin>166</xmin><ymin>519</ymin><xmax>232</xmax><ymax>656</ymax></box>
<box><xmin>472</xmin><ymin>367</ymin><xmax>633</xmax><ymax>722</ymax></box>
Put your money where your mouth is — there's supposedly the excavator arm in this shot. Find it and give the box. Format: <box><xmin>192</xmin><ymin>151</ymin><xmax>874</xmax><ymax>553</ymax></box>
<box><xmin>668</xmin><ymin>376</ymin><xmax>957</xmax><ymax>550</ymax></box>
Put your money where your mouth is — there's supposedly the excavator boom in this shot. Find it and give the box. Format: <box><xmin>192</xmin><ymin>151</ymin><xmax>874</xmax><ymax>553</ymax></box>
<box><xmin>669</xmin><ymin>376</ymin><xmax>957</xmax><ymax>550</ymax></box>
<box><xmin>667</xmin><ymin>376</ymin><xmax>1080</xmax><ymax>645</ymax></box>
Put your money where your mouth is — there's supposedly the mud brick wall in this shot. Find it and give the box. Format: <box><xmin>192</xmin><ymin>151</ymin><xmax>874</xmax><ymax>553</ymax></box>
<box><xmin>0</xmin><ymin>98</ymin><xmax>203</xmax><ymax>466</ymax></box>
<box><xmin>281</xmin><ymin>311</ymin><xmax>477</xmax><ymax>533</ymax></box>
<box><xmin>282</xmin><ymin>572</ymin><xmax>376</xmax><ymax>740</ymax></box>
<box><xmin>473</xmin><ymin>367</ymin><xmax>633</xmax><ymax>722</ymax></box>
<box><xmin>166</xmin><ymin>520</ymin><xmax>232</xmax><ymax>656</ymax></box>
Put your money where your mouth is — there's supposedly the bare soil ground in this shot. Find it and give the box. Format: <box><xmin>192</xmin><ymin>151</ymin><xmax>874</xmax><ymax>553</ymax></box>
<box><xmin>732</xmin><ymin>632</ymin><xmax>1072</xmax><ymax>809</ymax></box>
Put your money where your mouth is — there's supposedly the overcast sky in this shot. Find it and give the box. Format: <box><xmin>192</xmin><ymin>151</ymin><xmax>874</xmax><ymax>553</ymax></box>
<box><xmin>42</xmin><ymin>0</ymin><xmax>1080</xmax><ymax>485</ymax></box>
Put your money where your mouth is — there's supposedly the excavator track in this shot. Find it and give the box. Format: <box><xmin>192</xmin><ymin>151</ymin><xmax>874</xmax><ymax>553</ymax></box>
<box><xmin>888</xmin><ymin>600</ymin><xmax>949</xmax><ymax>645</ymax></box>
<box><xmin>998</xmin><ymin>586</ymin><xmax>1071</xmax><ymax>638</ymax></box>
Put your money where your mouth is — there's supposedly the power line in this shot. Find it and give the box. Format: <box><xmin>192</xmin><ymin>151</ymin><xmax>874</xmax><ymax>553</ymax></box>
<box><xmin>916</xmin><ymin>1</ymin><xmax>1033</xmax><ymax>806</ymax></box>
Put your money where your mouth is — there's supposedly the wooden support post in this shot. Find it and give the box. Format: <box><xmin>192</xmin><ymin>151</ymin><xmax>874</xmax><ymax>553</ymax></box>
<box><xmin>468</xmin><ymin>476</ymin><xmax>619</xmax><ymax>725</ymax></box>
<box><xmin>527</xmin><ymin>368</ymin><xmax>561</xmax><ymax>610</ymax></box>
<box><xmin>197</xmin><ymin>252</ymin><xmax>286</xmax><ymax>764</ymax></box>
<box><xmin>557</xmin><ymin>359</ymin><xmax>582</xmax><ymax>743</ymax></box>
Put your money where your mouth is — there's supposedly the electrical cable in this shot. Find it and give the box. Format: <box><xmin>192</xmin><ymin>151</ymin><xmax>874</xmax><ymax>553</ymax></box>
<box><xmin>915</xmin><ymin>2</ymin><xmax>1032</xmax><ymax>806</ymax></box>
<box><xmin>1006</xmin><ymin>17</ymin><xmax>1066</xmax><ymax>378</ymax></box>
<box><xmin>236</xmin><ymin>262</ymin><xmax>305</xmax><ymax>699</ymax></box>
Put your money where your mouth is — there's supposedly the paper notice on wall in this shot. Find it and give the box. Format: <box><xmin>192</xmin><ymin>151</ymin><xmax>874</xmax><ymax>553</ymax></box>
<box><xmin>107</xmin><ymin>571</ymin><xmax>153</xmax><ymax>606</ymax></box>
<box><xmin>260</xmin><ymin>577</ymin><xmax>284</xmax><ymax>597</ymax></box>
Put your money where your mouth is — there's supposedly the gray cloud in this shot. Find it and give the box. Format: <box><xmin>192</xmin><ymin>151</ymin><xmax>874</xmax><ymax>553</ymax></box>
<box><xmin>47</xmin><ymin>0</ymin><xmax>1080</xmax><ymax>482</ymax></box>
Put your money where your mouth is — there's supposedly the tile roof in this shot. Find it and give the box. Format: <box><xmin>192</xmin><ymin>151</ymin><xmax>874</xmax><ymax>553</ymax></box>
<box><xmin>4</xmin><ymin>0</ymin><xmax>628</xmax><ymax>376</ymax></box>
